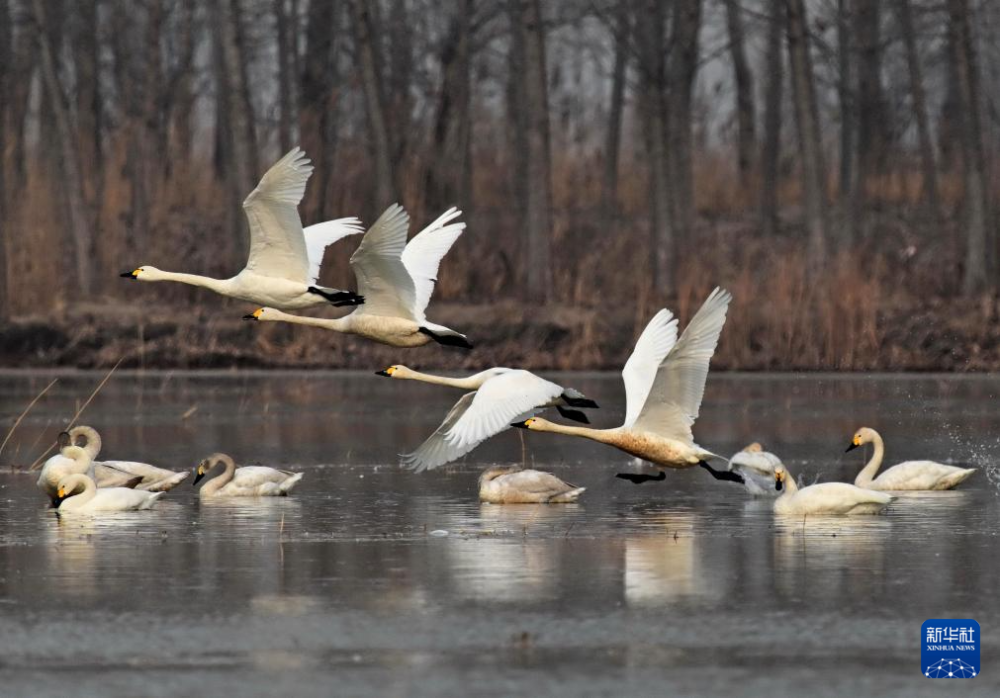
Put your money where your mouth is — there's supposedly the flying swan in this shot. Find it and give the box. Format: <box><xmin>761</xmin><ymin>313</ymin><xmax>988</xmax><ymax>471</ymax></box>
<box><xmin>56</xmin><ymin>472</ymin><xmax>165</xmax><ymax>514</ymax></box>
<box><xmin>773</xmin><ymin>464</ymin><xmax>893</xmax><ymax>516</ymax></box>
<box><xmin>846</xmin><ymin>427</ymin><xmax>976</xmax><ymax>490</ymax></box>
<box><xmin>516</xmin><ymin>287</ymin><xmax>735</xmax><ymax>481</ymax></box>
<box><xmin>193</xmin><ymin>453</ymin><xmax>303</xmax><ymax>498</ymax></box>
<box><xmin>478</xmin><ymin>466</ymin><xmax>586</xmax><ymax>504</ymax></box>
<box><xmin>245</xmin><ymin>204</ymin><xmax>471</xmax><ymax>349</ymax></box>
<box><xmin>121</xmin><ymin>147</ymin><xmax>365</xmax><ymax>310</ymax></box>
<box><xmin>375</xmin><ymin>365</ymin><xmax>598</xmax><ymax>471</ymax></box>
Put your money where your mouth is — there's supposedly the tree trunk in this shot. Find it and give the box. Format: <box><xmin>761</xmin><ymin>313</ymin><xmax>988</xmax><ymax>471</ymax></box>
<box><xmin>723</xmin><ymin>0</ymin><xmax>756</xmax><ymax>182</ymax></box>
<box><xmin>667</xmin><ymin>0</ymin><xmax>702</xmax><ymax>245</ymax></box>
<box><xmin>299</xmin><ymin>0</ymin><xmax>341</xmax><ymax>220</ymax></box>
<box><xmin>274</xmin><ymin>0</ymin><xmax>294</xmax><ymax>152</ymax></box>
<box><xmin>601</xmin><ymin>0</ymin><xmax>629</xmax><ymax>217</ymax></box>
<box><xmin>350</xmin><ymin>0</ymin><xmax>396</xmax><ymax>211</ymax></box>
<box><xmin>168</xmin><ymin>0</ymin><xmax>197</xmax><ymax>175</ymax></box>
<box><xmin>32</xmin><ymin>0</ymin><xmax>94</xmax><ymax>296</ymax></box>
<box><xmin>948</xmin><ymin>0</ymin><xmax>995</xmax><ymax>294</ymax></box>
<box><xmin>760</xmin><ymin>0</ymin><xmax>784</xmax><ymax>236</ymax></box>
<box><xmin>895</xmin><ymin>0</ymin><xmax>940</xmax><ymax>218</ymax></box>
<box><xmin>785</xmin><ymin>0</ymin><xmax>827</xmax><ymax>267</ymax></box>
<box><xmin>226</xmin><ymin>0</ymin><xmax>258</xmax><ymax>177</ymax></box>
<box><xmin>636</xmin><ymin>0</ymin><xmax>673</xmax><ymax>291</ymax></box>
<box><xmin>511</xmin><ymin>0</ymin><xmax>553</xmax><ymax>301</ymax></box>
<box><xmin>837</xmin><ymin>0</ymin><xmax>853</xmax><ymax>204</ymax></box>
<box><xmin>850</xmin><ymin>0</ymin><xmax>883</xmax><ymax>241</ymax></box>
<box><xmin>0</xmin><ymin>0</ymin><xmax>8</xmax><ymax>317</ymax></box>
<box><xmin>387</xmin><ymin>0</ymin><xmax>413</xmax><ymax>166</ymax></box>
<box><xmin>425</xmin><ymin>0</ymin><xmax>473</xmax><ymax>213</ymax></box>
<box><xmin>74</xmin><ymin>0</ymin><xmax>102</xmax><ymax>198</ymax></box>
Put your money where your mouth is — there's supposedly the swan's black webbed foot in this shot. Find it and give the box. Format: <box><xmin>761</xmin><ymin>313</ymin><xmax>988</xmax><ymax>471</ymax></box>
<box><xmin>699</xmin><ymin>460</ymin><xmax>744</xmax><ymax>484</ymax></box>
<box><xmin>615</xmin><ymin>471</ymin><xmax>667</xmax><ymax>484</ymax></box>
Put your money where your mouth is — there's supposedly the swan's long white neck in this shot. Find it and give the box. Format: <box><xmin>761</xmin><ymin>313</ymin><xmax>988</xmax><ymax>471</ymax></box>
<box><xmin>532</xmin><ymin>421</ymin><xmax>620</xmax><ymax>445</ymax></box>
<box><xmin>265</xmin><ymin>309</ymin><xmax>352</xmax><ymax>333</ymax></box>
<box><xmin>855</xmin><ymin>432</ymin><xmax>885</xmax><ymax>486</ymax></box>
<box><xmin>395</xmin><ymin>368</ymin><xmax>486</xmax><ymax>390</ymax></box>
<box><xmin>201</xmin><ymin>456</ymin><xmax>237</xmax><ymax>496</ymax></box>
<box><xmin>778</xmin><ymin>472</ymin><xmax>800</xmax><ymax>496</ymax></box>
<box><xmin>151</xmin><ymin>271</ymin><xmax>233</xmax><ymax>294</ymax></box>
<box><xmin>62</xmin><ymin>474</ymin><xmax>97</xmax><ymax>505</ymax></box>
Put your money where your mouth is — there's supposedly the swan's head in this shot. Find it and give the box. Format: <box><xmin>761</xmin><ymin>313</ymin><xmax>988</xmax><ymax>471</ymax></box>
<box><xmin>478</xmin><ymin>465</ymin><xmax>521</xmax><ymax>486</ymax></box>
<box><xmin>120</xmin><ymin>266</ymin><xmax>161</xmax><ymax>281</ymax></box>
<box><xmin>511</xmin><ymin>417</ymin><xmax>550</xmax><ymax>431</ymax></box>
<box><xmin>242</xmin><ymin>307</ymin><xmax>275</xmax><ymax>322</ymax></box>
<box><xmin>846</xmin><ymin>427</ymin><xmax>875</xmax><ymax>452</ymax></box>
<box><xmin>375</xmin><ymin>364</ymin><xmax>408</xmax><ymax>378</ymax></box>
<box><xmin>745</xmin><ymin>442</ymin><xmax>764</xmax><ymax>453</ymax></box>
<box><xmin>193</xmin><ymin>453</ymin><xmax>232</xmax><ymax>486</ymax></box>
<box><xmin>773</xmin><ymin>464</ymin><xmax>788</xmax><ymax>491</ymax></box>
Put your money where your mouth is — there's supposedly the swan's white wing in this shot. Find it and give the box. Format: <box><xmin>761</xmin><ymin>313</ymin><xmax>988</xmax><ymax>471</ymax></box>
<box><xmin>242</xmin><ymin>147</ymin><xmax>313</xmax><ymax>283</ymax></box>
<box><xmin>400</xmin><ymin>207</ymin><xmax>466</xmax><ymax>320</ymax></box>
<box><xmin>622</xmin><ymin>309</ymin><xmax>678</xmax><ymax>427</ymax></box>
<box><xmin>231</xmin><ymin>465</ymin><xmax>295</xmax><ymax>486</ymax></box>
<box><xmin>634</xmin><ymin>287</ymin><xmax>732</xmax><ymax>440</ymax></box>
<box><xmin>303</xmin><ymin>217</ymin><xmax>365</xmax><ymax>284</ymax></box>
<box><xmin>349</xmin><ymin>204</ymin><xmax>417</xmax><ymax>318</ymax></box>
<box><xmin>402</xmin><ymin>392</ymin><xmax>480</xmax><ymax>472</ymax></box>
<box><xmin>446</xmin><ymin>371</ymin><xmax>564</xmax><ymax>449</ymax></box>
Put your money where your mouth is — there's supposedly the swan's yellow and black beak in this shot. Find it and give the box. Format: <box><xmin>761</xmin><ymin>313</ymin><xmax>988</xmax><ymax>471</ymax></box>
<box><xmin>120</xmin><ymin>269</ymin><xmax>140</xmax><ymax>279</ymax></box>
<box><xmin>57</xmin><ymin>486</ymin><xmax>66</xmax><ymax>499</ymax></box>
<box><xmin>511</xmin><ymin>418</ymin><xmax>535</xmax><ymax>429</ymax></box>
<box><xmin>375</xmin><ymin>366</ymin><xmax>396</xmax><ymax>377</ymax></box>
<box><xmin>193</xmin><ymin>464</ymin><xmax>206</xmax><ymax>486</ymax></box>
<box><xmin>845</xmin><ymin>435</ymin><xmax>861</xmax><ymax>452</ymax></box>
<box><xmin>243</xmin><ymin>308</ymin><xmax>264</xmax><ymax>321</ymax></box>
<box><xmin>774</xmin><ymin>473</ymin><xmax>783</xmax><ymax>492</ymax></box>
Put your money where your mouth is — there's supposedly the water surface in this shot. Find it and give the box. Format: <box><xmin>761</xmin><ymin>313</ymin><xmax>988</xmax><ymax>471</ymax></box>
<box><xmin>1</xmin><ymin>371</ymin><xmax>998</xmax><ymax>696</ymax></box>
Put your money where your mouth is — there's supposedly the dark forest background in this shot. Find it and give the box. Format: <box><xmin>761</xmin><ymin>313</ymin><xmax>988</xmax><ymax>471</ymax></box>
<box><xmin>1</xmin><ymin>0</ymin><xmax>999</xmax><ymax>370</ymax></box>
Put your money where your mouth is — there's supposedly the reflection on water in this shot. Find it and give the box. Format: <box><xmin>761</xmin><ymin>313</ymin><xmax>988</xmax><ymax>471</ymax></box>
<box><xmin>0</xmin><ymin>371</ymin><xmax>998</xmax><ymax>696</ymax></box>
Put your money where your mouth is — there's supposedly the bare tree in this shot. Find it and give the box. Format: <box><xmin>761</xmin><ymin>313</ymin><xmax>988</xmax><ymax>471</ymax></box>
<box><xmin>836</xmin><ymin>0</ymin><xmax>853</xmax><ymax>203</ymax></box>
<box><xmin>32</xmin><ymin>0</ymin><xmax>94</xmax><ymax>295</ymax></box>
<box><xmin>850</xmin><ymin>0</ymin><xmax>885</xmax><ymax>240</ymax></box>
<box><xmin>723</xmin><ymin>0</ymin><xmax>756</xmax><ymax>182</ymax></box>
<box><xmin>166</xmin><ymin>0</ymin><xmax>197</xmax><ymax>174</ymax></box>
<box><xmin>948</xmin><ymin>0</ymin><xmax>995</xmax><ymax>294</ymax></box>
<box><xmin>667</xmin><ymin>0</ymin><xmax>702</xmax><ymax>242</ymax></box>
<box><xmin>785</xmin><ymin>0</ymin><xmax>827</xmax><ymax>266</ymax></box>
<box><xmin>601</xmin><ymin>0</ymin><xmax>629</xmax><ymax>217</ymax></box>
<box><xmin>0</xmin><ymin>0</ymin><xmax>9</xmax><ymax>315</ymax></box>
<box><xmin>760</xmin><ymin>0</ymin><xmax>784</xmax><ymax>236</ymax></box>
<box><xmin>895</xmin><ymin>0</ymin><xmax>940</xmax><ymax>218</ymax></box>
<box><xmin>350</xmin><ymin>0</ymin><xmax>396</xmax><ymax>211</ymax></box>
<box><xmin>274</xmin><ymin>0</ymin><xmax>295</xmax><ymax>153</ymax></box>
<box><xmin>510</xmin><ymin>0</ymin><xmax>553</xmax><ymax>301</ymax></box>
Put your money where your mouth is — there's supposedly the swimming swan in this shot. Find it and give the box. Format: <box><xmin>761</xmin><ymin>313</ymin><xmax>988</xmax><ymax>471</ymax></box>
<box><xmin>56</xmin><ymin>473</ymin><xmax>164</xmax><ymax>513</ymax></box>
<box><xmin>121</xmin><ymin>147</ymin><xmax>364</xmax><ymax>310</ymax></box>
<box><xmin>773</xmin><ymin>464</ymin><xmax>893</xmax><ymax>516</ymax></box>
<box><xmin>846</xmin><ymin>427</ymin><xmax>976</xmax><ymax>491</ymax></box>
<box><xmin>479</xmin><ymin>466</ymin><xmax>586</xmax><ymax>503</ymax></box>
<box><xmin>193</xmin><ymin>453</ymin><xmax>303</xmax><ymax>498</ymax></box>
<box><xmin>728</xmin><ymin>442</ymin><xmax>786</xmax><ymax>496</ymax></box>
<box><xmin>37</xmin><ymin>426</ymin><xmax>189</xmax><ymax>496</ymax></box>
<box><xmin>515</xmin><ymin>288</ymin><xmax>733</xmax><ymax>481</ymax></box>
<box><xmin>376</xmin><ymin>365</ymin><xmax>598</xmax><ymax>471</ymax></box>
<box><xmin>244</xmin><ymin>204</ymin><xmax>471</xmax><ymax>349</ymax></box>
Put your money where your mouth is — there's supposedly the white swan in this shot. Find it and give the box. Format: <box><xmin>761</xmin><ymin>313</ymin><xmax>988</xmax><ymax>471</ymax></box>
<box><xmin>57</xmin><ymin>473</ymin><xmax>164</xmax><ymax>513</ymax></box>
<box><xmin>193</xmin><ymin>453</ymin><xmax>303</xmax><ymax>498</ymax></box>
<box><xmin>37</xmin><ymin>426</ymin><xmax>188</xmax><ymax>500</ymax></box>
<box><xmin>479</xmin><ymin>466</ymin><xmax>586</xmax><ymax>503</ymax></box>
<box><xmin>121</xmin><ymin>147</ymin><xmax>364</xmax><ymax>310</ymax></box>
<box><xmin>773</xmin><ymin>464</ymin><xmax>893</xmax><ymax>516</ymax></box>
<box><xmin>516</xmin><ymin>288</ymin><xmax>734</xmax><ymax>481</ymax></box>
<box><xmin>375</xmin><ymin>365</ymin><xmax>598</xmax><ymax>471</ymax></box>
<box><xmin>728</xmin><ymin>442</ymin><xmax>786</xmax><ymax>496</ymax></box>
<box><xmin>245</xmin><ymin>204</ymin><xmax>471</xmax><ymax>349</ymax></box>
<box><xmin>847</xmin><ymin>427</ymin><xmax>976</xmax><ymax>491</ymax></box>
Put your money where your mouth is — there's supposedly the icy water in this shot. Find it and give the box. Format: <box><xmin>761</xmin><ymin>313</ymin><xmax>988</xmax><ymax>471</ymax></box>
<box><xmin>0</xmin><ymin>370</ymin><xmax>999</xmax><ymax>697</ymax></box>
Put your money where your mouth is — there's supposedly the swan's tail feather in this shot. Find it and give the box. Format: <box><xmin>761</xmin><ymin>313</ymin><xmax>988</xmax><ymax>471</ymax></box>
<box><xmin>279</xmin><ymin>472</ymin><xmax>304</xmax><ymax>494</ymax></box>
<box><xmin>307</xmin><ymin>286</ymin><xmax>365</xmax><ymax>307</ymax></box>
<box><xmin>418</xmin><ymin>325</ymin><xmax>473</xmax><ymax>350</ymax></box>
<box><xmin>140</xmin><ymin>492</ymin><xmax>166</xmax><ymax>510</ymax></box>
<box><xmin>556</xmin><ymin>406</ymin><xmax>590</xmax><ymax>424</ymax></box>
<box><xmin>549</xmin><ymin>487</ymin><xmax>586</xmax><ymax>503</ymax></box>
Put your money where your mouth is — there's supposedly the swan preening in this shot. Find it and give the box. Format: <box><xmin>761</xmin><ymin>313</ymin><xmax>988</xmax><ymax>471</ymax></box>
<box><xmin>376</xmin><ymin>365</ymin><xmax>598</xmax><ymax>471</ymax></box>
<box><xmin>121</xmin><ymin>148</ymin><xmax>364</xmax><ymax>310</ymax></box>
<box><xmin>773</xmin><ymin>464</ymin><xmax>893</xmax><ymax>516</ymax></box>
<box><xmin>516</xmin><ymin>288</ymin><xmax>733</xmax><ymax>481</ymax></box>
<box><xmin>56</xmin><ymin>472</ymin><xmax>164</xmax><ymax>513</ymax></box>
<box><xmin>36</xmin><ymin>426</ymin><xmax>188</xmax><ymax>504</ymax></box>
<box><xmin>727</xmin><ymin>442</ymin><xmax>786</xmax><ymax>496</ymax></box>
<box><xmin>193</xmin><ymin>453</ymin><xmax>303</xmax><ymax>498</ymax></box>
<box><xmin>246</xmin><ymin>204</ymin><xmax>470</xmax><ymax>349</ymax></box>
<box><xmin>847</xmin><ymin>427</ymin><xmax>976</xmax><ymax>491</ymax></box>
<box><xmin>478</xmin><ymin>466</ymin><xmax>586</xmax><ymax>504</ymax></box>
